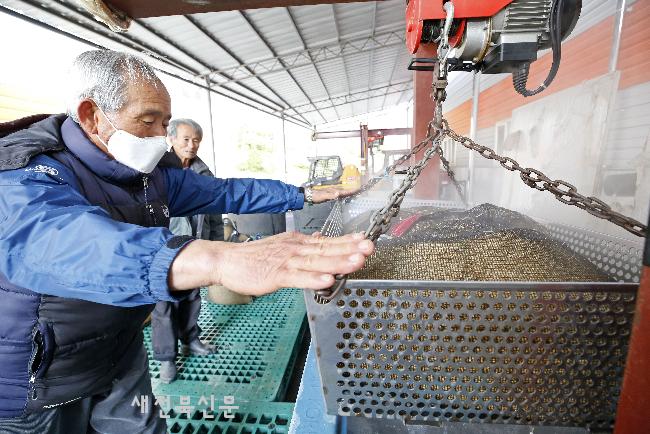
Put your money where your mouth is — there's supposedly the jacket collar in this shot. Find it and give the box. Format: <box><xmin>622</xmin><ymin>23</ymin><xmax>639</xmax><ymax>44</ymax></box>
<box><xmin>0</xmin><ymin>114</ymin><xmax>65</xmax><ymax>171</ymax></box>
<box><xmin>61</xmin><ymin>117</ymin><xmax>143</xmax><ymax>184</ymax></box>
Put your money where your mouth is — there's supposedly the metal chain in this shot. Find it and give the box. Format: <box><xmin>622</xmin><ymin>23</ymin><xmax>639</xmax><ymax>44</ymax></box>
<box><xmin>356</xmin><ymin>117</ymin><xmax>646</xmax><ymax>246</ymax></box>
<box><xmin>347</xmin><ymin>126</ymin><xmax>465</xmax><ymax>204</ymax></box>
<box><xmin>364</xmin><ymin>127</ymin><xmax>445</xmax><ymax>242</ymax></box>
<box><xmin>442</xmin><ymin>121</ymin><xmax>647</xmax><ymax>238</ymax></box>
<box><xmin>315</xmin><ymin>52</ymin><xmax>452</xmax><ymax>303</ymax></box>
<box><xmin>438</xmin><ymin>144</ymin><xmax>467</xmax><ymax>206</ymax></box>
<box><xmin>315</xmin><ymin>126</ymin><xmax>445</xmax><ymax>303</ymax></box>
<box><xmin>361</xmin><ymin>56</ymin><xmax>453</xmax><ymax>243</ymax></box>
<box><xmin>313</xmin><ymin>127</ymin><xmax>444</xmax><ymax>304</ymax></box>
<box><xmin>347</xmin><ymin>133</ymin><xmax>433</xmax><ymax>199</ymax></box>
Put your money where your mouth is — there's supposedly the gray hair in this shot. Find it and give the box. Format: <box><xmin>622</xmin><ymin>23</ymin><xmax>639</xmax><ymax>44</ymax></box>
<box><xmin>66</xmin><ymin>49</ymin><xmax>162</xmax><ymax>123</ymax></box>
<box><xmin>168</xmin><ymin>118</ymin><xmax>203</xmax><ymax>140</ymax></box>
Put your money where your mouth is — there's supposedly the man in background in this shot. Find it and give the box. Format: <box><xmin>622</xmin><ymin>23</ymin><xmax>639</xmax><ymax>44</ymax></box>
<box><xmin>152</xmin><ymin>118</ymin><xmax>222</xmax><ymax>383</ymax></box>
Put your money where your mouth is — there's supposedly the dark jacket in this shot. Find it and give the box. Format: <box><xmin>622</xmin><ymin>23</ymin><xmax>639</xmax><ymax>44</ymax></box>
<box><xmin>0</xmin><ymin>115</ymin><xmax>304</xmax><ymax>417</ymax></box>
<box><xmin>164</xmin><ymin>153</ymin><xmax>224</xmax><ymax>241</ymax></box>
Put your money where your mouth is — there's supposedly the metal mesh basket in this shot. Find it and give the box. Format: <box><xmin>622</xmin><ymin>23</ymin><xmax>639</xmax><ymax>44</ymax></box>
<box><xmin>305</xmin><ymin>198</ymin><xmax>643</xmax><ymax>432</ymax></box>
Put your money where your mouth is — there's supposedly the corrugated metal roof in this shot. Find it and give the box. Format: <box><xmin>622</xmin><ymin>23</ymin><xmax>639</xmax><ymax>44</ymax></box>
<box><xmin>248</xmin><ymin>8</ymin><xmax>303</xmax><ymax>56</ymax></box>
<box><xmin>0</xmin><ymin>0</ymin><xmax>411</xmax><ymax>127</ymax></box>
<box><xmin>2</xmin><ymin>0</ymin><xmax>616</xmax><ymax>127</ymax></box>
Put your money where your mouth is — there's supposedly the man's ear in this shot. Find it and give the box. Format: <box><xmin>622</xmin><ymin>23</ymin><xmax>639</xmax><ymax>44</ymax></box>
<box><xmin>77</xmin><ymin>99</ymin><xmax>111</xmax><ymax>154</ymax></box>
<box><xmin>77</xmin><ymin>99</ymin><xmax>99</xmax><ymax>136</ymax></box>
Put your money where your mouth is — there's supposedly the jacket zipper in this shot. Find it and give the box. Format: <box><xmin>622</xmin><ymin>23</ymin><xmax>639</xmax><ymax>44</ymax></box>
<box><xmin>142</xmin><ymin>176</ymin><xmax>157</xmax><ymax>226</ymax></box>
<box><xmin>29</xmin><ymin>374</ymin><xmax>36</xmax><ymax>399</ymax></box>
<box><xmin>28</xmin><ymin>328</ymin><xmax>40</xmax><ymax>400</ymax></box>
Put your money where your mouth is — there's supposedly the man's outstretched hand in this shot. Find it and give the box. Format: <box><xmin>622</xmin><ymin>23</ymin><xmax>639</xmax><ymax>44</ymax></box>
<box><xmin>310</xmin><ymin>186</ymin><xmax>359</xmax><ymax>203</ymax></box>
<box><xmin>169</xmin><ymin>231</ymin><xmax>374</xmax><ymax>296</ymax></box>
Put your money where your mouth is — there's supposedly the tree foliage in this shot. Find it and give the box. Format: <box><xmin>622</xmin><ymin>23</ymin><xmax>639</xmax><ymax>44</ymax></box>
<box><xmin>236</xmin><ymin>128</ymin><xmax>274</xmax><ymax>174</ymax></box>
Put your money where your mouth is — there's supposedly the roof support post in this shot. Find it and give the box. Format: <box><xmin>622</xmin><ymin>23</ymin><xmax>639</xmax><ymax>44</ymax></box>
<box><xmin>282</xmin><ymin>114</ymin><xmax>288</xmax><ymax>182</ymax></box>
<box><xmin>205</xmin><ymin>77</ymin><xmax>218</xmax><ymax>174</ymax></box>
<box><xmin>412</xmin><ymin>44</ymin><xmax>439</xmax><ymax>199</ymax></box>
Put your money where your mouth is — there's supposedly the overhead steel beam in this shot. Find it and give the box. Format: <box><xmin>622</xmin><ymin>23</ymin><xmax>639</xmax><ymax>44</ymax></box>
<box><xmin>184</xmin><ymin>15</ymin><xmax>312</xmax><ymax>126</ymax></box>
<box><xmin>0</xmin><ymin>3</ymin><xmax>96</xmax><ymax>46</ymax></box>
<box><xmin>202</xmin><ymin>29</ymin><xmax>404</xmax><ymax>85</ymax></box>
<box><xmin>106</xmin><ymin>0</ymin><xmax>375</xmax><ymax>19</ymax></box>
<box><xmin>285</xmin><ymin>6</ymin><xmax>340</xmax><ymax>120</ymax></box>
<box><xmin>331</xmin><ymin>4</ymin><xmax>353</xmax><ymax>112</ymax></box>
<box><xmin>290</xmin><ymin>80</ymin><xmax>413</xmax><ymax>114</ymax></box>
<box><xmin>301</xmin><ymin>87</ymin><xmax>411</xmax><ymax>116</ymax></box>
<box><xmin>238</xmin><ymin>10</ymin><xmax>328</xmax><ymax>124</ymax></box>
<box><xmin>381</xmin><ymin>48</ymin><xmax>408</xmax><ymax>110</ymax></box>
<box><xmin>308</xmin><ymin>101</ymin><xmax>408</xmax><ymax>126</ymax></box>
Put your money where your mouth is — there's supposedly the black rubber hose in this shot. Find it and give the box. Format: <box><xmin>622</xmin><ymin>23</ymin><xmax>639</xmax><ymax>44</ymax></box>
<box><xmin>513</xmin><ymin>0</ymin><xmax>564</xmax><ymax>97</ymax></box>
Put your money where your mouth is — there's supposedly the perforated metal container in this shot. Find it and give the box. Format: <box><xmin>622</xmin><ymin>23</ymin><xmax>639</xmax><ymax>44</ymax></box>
<box><xmin>305</xmin><ymin>199</ymin><xmax>643</xmax><ymax>432</ymax></box>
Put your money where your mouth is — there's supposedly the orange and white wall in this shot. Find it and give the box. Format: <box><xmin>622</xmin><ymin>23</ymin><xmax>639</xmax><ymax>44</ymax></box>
<box><xmin>440</xmin><ymin>0</ymin><xmax>650</xmax><ymax>238</ymax></box>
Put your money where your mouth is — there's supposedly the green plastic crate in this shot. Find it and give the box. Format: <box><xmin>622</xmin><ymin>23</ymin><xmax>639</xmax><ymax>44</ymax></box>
<box><xmin>164</xmin><ymin>401</ymin><xmax>294</xmax><ymax>434</ymax></box>
<box><xmin>144</xmin><ymin>288</ymin><xmax>306</xmax><ymax>403</ymax></box>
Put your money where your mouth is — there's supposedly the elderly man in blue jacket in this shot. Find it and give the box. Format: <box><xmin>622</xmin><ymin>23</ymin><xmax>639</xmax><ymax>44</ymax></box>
<box><xmin>0</xmin><ymin>49</ymin><xmax>373</xmax><ymax>433</ymax></box>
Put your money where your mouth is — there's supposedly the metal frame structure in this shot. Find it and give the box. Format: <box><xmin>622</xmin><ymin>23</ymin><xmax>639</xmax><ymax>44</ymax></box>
<box><xmin>312</xmin><ymin>125</ymin><xmax>412</xmax><ymax>175</ymax></box>
<box><xmin>200</xmin><ymin>29</ymin><xmax>404</xmax><ymax>86</ymax></box>
<box><xmin>304</xmin><ymin>197</ymin><xmax>644</xmax><ymax>433</ymax></box>
<box><xmin>294</xmin><ymin>81</ymin><xmax>413</xmax><ymax>115</ymax></box>
<box><xmin>238</xmin><ymin>9</ymin><xmax>329</xmax><ymax>124</ymax></box>
<box><xmin>285</xmin><ymin>6</ymin><xmax>342</xmax><ymax>121</ymax></box>
<box><xmin>183</xmin><ymin>14</ymin><xmax>312</xmax><ymax>126</ymax></box>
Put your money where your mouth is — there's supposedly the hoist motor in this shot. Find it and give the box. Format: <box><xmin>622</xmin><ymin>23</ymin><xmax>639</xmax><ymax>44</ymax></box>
<box><xmin>406</xmin><ymin>0</ymin><xmax>582</xmax><ymax>96</ymax></box>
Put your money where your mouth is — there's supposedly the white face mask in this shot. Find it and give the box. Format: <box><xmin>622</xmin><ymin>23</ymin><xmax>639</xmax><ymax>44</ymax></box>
<box><xmin>95</xmin><ymin>107</ymin><xmax>170</xmax><ymax>174</ymax></box>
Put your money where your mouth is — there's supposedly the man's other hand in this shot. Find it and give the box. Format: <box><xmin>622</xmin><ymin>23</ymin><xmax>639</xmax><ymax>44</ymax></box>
<box><xmin>169</xmin><ymin>232</ymin><xmax>374</xmax><ymax>296</ymax></box>
<box><xmin>311</xmin><ymin>186</ymin><xmax>359</xmax><ymax>203</ymax></box>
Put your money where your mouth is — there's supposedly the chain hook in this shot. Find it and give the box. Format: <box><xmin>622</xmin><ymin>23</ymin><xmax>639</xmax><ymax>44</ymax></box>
<box><xmin>432</xmin><ymin>62</ymin><xmax>447</xmax><ymax>129</ymax></box>
<box><xmin>314</xmin><ymin>274</ymin><xmax>347</xmax><ymax>303</ymax></box>
<box><xmin>432</xmin><ymin>2</ymin><xmax>452</xmax><ymax>130</ymax></box>
<box><xmin>438</xmin><ymin>1</ymin><xmax>455</xmax><ymax>72</ymax></box>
